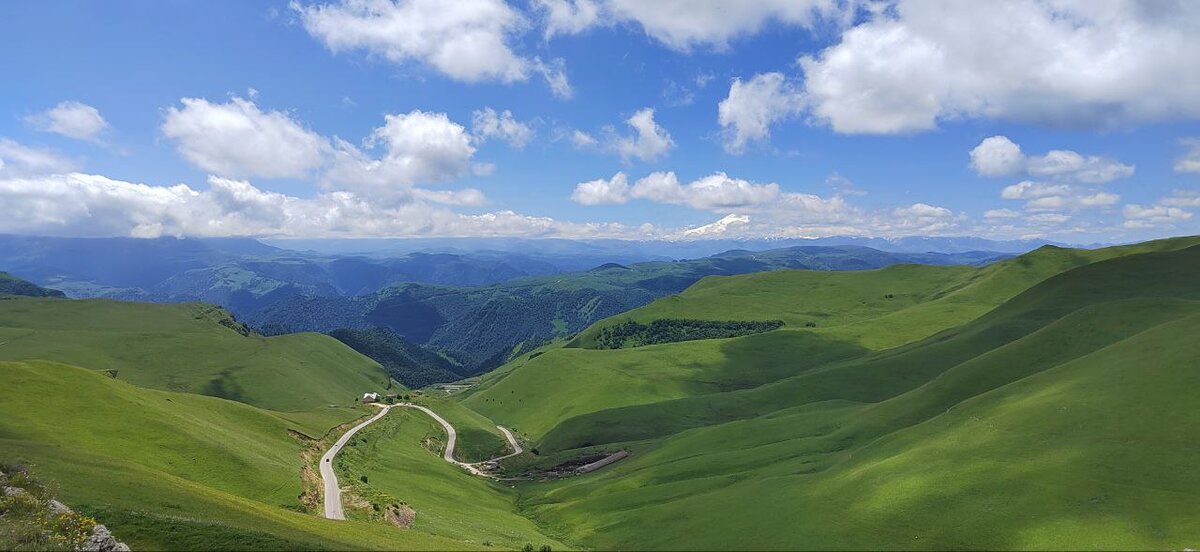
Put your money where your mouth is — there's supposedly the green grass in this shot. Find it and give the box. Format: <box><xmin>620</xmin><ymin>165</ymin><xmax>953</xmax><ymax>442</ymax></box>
<box><xmin>0</xmin><ymin>360</ymin><xmax>473</xmax><ymax>550</ymax></box>
<box><xmin>455</xmin><ymin>240</ymin><xmax>1200</xmax><ymax>549</ymax></box>
<box><xmin>412</xmin><ymin>394</ymin><xmax>509</xmax><ymax>463</ymax></box>
<box><xmin>332</xmin><ymin>408</ymin><xmax>567</xmax><ymax>550</ymax></box>
<box><xmin>0</xmin><ymin>298</ymin><xmax>389</xmax><ymax>413</ymax></box>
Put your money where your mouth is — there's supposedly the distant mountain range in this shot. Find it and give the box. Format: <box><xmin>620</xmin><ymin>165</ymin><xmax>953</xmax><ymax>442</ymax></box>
<box><xmin>0</xmin><ymin>234</ymin><xmax>1030</xmax><ymax>385</ymax></box>
<box><xmin>244</xmin><ymin>245</ymin><xmax>1011</xmax><ymax>380</ymax></box>
<box><xmin>265</xmin><ymin>234</ymin><xmax>1069</xmax><ymax>258</ymax></box>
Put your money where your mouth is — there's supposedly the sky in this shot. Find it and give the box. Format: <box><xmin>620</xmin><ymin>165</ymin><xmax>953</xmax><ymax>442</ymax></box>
<box><xmin>0</xmin><ymin>0</ymin><xmax>1198</xmax><ymax>244</ymax></box>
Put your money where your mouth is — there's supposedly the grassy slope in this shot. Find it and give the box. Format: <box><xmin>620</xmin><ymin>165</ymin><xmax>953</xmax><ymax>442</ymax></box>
<box><xmin>466</xmin><ymin>237</ymin><xmax>1200</xmax><ymax>441</ymax></box>
<box><xmin>0</xmin><ymin>272</ymin><xmax>64</xmax><ymax>297</ymax></box>
<box><xmin>456</xmin><ymin>241</ymin><xmax>1200</xmax><ymax>549</ymax></box>
<box><xmin>0</xmin><ymin>361</ymin><xmax>467</xmax><ymax>551</ymax></box>
<box><xmin>333</xmin><ymin>409</ymin><xmax>565</xmax><ymax>550</ymax></box>
<box><xmin>572</xmin><ymin>236</ymin><xmax>1200</xmax><ymax>351</ymax></box>
<box><xmin>0</xmin><ymin>298</ymin><xmax>387</xmax><ymax>414</ymax></box>
<box><xmin>414</xmin><ymin>395</ymin><xmax>509</xmax><ymax>463</ymax></box>
<box><xmin>0</xmin><ymin>295</ymin><xmax>562</xmax><ymax>549</ymax></box>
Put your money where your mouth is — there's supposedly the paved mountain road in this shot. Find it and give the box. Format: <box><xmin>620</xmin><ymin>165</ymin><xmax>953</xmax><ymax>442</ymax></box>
<box><xmin>321</xmin><ymin>403</ymin><xmax>521</xmax><ymax>520</ymax></box>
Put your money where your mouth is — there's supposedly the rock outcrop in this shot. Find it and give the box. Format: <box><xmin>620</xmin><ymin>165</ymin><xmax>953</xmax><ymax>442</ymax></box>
<box><xmin>77</xmin><ymin>524</ymin><xmax>131</xmax><ymax>552</ymax></box>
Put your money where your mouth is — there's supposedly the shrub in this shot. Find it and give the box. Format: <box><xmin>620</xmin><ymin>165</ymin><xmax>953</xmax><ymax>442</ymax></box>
<box><xmin>359</xmin><ymin>475</ymin><xmax>368</xmax><ymax>484</ymax></box>
<box><xmin>595</xmin><ymin>318</ymin><xmax>785</xmax><ymax>349</ymax></box>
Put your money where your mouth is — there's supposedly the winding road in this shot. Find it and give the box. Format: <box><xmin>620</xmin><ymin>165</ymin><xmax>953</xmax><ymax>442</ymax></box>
<box><xmin>320</xmin><ymin>403</ymin><xmax>521</xmax><ymax>520</ymax></box>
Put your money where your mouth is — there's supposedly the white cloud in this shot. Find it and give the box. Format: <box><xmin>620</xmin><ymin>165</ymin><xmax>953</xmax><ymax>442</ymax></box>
<box><xmin>1025</xmin><ymin>150</ymin><xmax>1134</xmax><ymax>184</ymax></box>
<box><xmin>0</xmin><ymin>139</ymin><xmax>78</xmax><ymax>178</ymax></box>
<box><xmin>613</xmin><ymin>108</ymin><xmax>673</xmax><ymax>162</ymax></box>
<box><xmin>894</xmin><ymin>202</ymin><xmax>953</xmax><ymax>219</ymax></box>
<box><xmin>1123</xmin><ymin>203</ymin><xmax>1193</xmax><ymax>229</ymax></box>
<box><xmin>630</xmin><ymin>171</ymin><xmax>779</xmax><ymax>210</ymax></box>
<box><xmin>1175</xmin><ymin>138</ymin><xmax>1200</xmax><ymax>173</ymax></box>
<box><xmin>1161</xmin><ymin>189</ymin><xmax>1200</xmax><ymax>208</ymax></box>
<box><xmin>162</xmin><ymin>96</ymin><xmax>328</xmax><ymax>179</ymax></box>
<box><xmin>718</xmin><ymin>72</ymin><xmax>805</xmax><ymax>154</ymax></box>
<box><xmin>531</xmin><ymin>57</ymin><xmax>574</xmax><ymax>99</ymax></box>
<box><xmin>537</xmin><ymin>0</ymin><xmax>600</xmax><ymax>39</ymax></box>
<box><xmin>548</xmin><ymin>0</ymin><xmax>843</xmax><ymax>51</ymax></box>
<box><xmin>570</xmin><ymin>129</ymin><xmax>598</xmax><ymax>149</ymax></box>
<box><xmin>293</xmin><ymin>0</ymin><xmax>527</xmax><ymax>82</ymax></box>
<box><xmin>825</xmin><ymin>172</ymin><xmax>865</xmax><ymax>196</ymax></box>
<box><xmin>0</xmin><ymin>172</ymin><xmax>649</xmax><ymax>239</ymax></box>
<box><xmin>25</xmin><ymin>101</ymin><xmax>109</xmax><ymax>142</ymax></box>
<box><xmin>472</xmin><ymin>108</ymin><xmax>534</xmax><ymax>149</ymax></box>
<box><xmin>570</xmin><ymin>172</ymin><xmax>629</xmax><ymax>205</ymax></box>
<box><xmin>324</xmin><ymin>110</ymin><xmax>477</xmax><ymax>201</ymax></box>
<box><xmin>969</xmin><ymin>136</ymin><xmax>1024</xmax><ymax>177</ymax></box>
<box><xmin>412</xmin><ymin>187</ymin><xmax>488</xmax><ymax>207</ymax></box>
<box><xmin>294</xmin><ymin>0</ymin><xmax>573</xmax><ymax>97</ymax></box>
<box><xmin>1001</xmin><ymin>180</ymin><xmax>1119</xmax><ymax>212</ymax></box>
<box><xmin>800</xmin><ymin>0</ymin><xmax>1200</xmax><ymax>134</ymax></box>
<box><xmin>983</xmin><ymin>208</ymin><xmax>1020</xmax><ymax>220</ymax></box>
<box><xmin>971</xmin><ymin>136</ymin><xmax>1134</xmax><ymax>184</ymax></box>
<box><xmin>1000</xmin><ymin>181</ymin><xmax>1070</xmax><ymax>200</ymax></box>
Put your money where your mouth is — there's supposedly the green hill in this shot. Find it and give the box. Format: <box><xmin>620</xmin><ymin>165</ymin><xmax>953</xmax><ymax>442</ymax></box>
<box><xmin>0</xmin><ymin>271</ymin><xmax>64</xmax><ymax>298</ymax></box>
<box><xmin>0</xmin><ymin>298</ymin><xmax>387</xmax><ymax>412</ymax></box>
<box><xmin>457</xmin><ymin>239</ymin><xmax>1200</xmax><ymax>549</ymax></box>
<box><xmin>0</xmin><ymin>361</ymin><xmax>469</xmax><ymax>550</ymax></box>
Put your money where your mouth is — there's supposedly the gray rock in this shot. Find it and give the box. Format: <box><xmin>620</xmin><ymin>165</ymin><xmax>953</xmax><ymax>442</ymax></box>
<box><xmin>76</xmin><ymin>524</ymin><xmax>130</xmax><ymax>552</ymax></box>
<box><xmin>2</xmin><ymin>486</ymin><xmax>29</xmax><ymax>498</ymax></box>
<box><xmin>48</xmin><ymin>499</ymin><xmax>73</xmax><ymax>515</ymax></box>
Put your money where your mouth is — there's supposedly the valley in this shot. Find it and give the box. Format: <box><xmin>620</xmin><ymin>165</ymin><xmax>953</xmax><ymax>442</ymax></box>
<box><xmin>2</xmin><ymin>236</ymin><xmax>1199</xmax><ymax>550</ymax></box>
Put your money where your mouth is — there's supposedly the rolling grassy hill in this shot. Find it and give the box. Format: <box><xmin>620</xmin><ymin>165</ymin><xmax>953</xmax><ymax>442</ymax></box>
<box><xmin>250</xmin><ymin>245</ymin><xmax>1007</xmax><ymax>375</ymax></box>
<box><xmin>457</xmin><ymin>238</ymin><xmax>1200</xmax><ymax>549</ymax></box>
<box><xmin>0</xmin><ymin>298</ymin><xmax>388</xmax><ymax>412</ymax></box>
<box><xmin>0</xmin><ymin>271</ymin><xmax>64</xmax><ymax>298</ymax></box>
<box><xmin>0</xmin><ymin>361</ymin><xmax>470</xmax><ymax>550</ymax></box>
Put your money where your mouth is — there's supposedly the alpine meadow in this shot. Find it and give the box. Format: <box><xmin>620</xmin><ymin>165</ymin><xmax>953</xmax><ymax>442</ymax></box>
<box><xmin>2</xmin><ymin>1</ymin><xmax>1200</xmax><ymax>551</ymax></box>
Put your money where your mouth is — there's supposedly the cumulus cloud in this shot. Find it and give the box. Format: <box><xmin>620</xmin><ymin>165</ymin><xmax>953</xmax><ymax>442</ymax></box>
<box><xmin>571</xmin><ymin>170</ymin><xmax>780</xmax><ymax>210</ymax></box>
<box><xmin>718</xmin><ymin>72</ymin><xmax>804</xmax><ymax>154</ymax></box>
<box><xmin>1025</xmin><ymin>150</ymin><xmax>1134</xmax><ymax>184</ymax></box>
<box><xmin>630</xmin><ymin>171</ymin><xmax>779</xmax><ymax>210</ymax></box>
<box><xmin>539</xmin><ymin>0</ymin><xmax>844</xmax><ymax>51</ymax></box>
<box><xmin>0</xmin><ymin>172</ymin><xmax>649</xmax><ymax>239</ymax></box>
<box><xmin>1123</xmin><ymin>203</ymin><xmax>1193</xmax><ymax>229</ymax></box>
<box><xmin>24</xmin><ymin>101</ymin><xmax>109</xmax><ymax>141</ymax></box>
<box><xmin>970</xmin><ymin>136</ymin><xmax>1134</xmax><ymax>184</ymax></box>
<box><xmin>293</xmin><ymin>0</ymin><xmax>572</xmax><ymax>97</ymax></box>
<box><xmin>537</xmin><ymin>0</ymin><xmax>601</xmax><ymax>39</ymax></box>
<box><xmin>570</xmin><ymin>172</ymin><xmax>629</xmax><ymax>205</ymax></box>
<box><xmin>1175</xmin><ymin>138</ymin><xmax>1200</xmax><ymax>173</ymax></box>
<box><xmin>0</xmin><ymin>139</ymin><xmax>78</xmax><ymax>178</ymax></box>
<box><xmin>162</xmin><ymin>96</ymin><xmax>328</xmax><ymax>179</ymax></box>
<box><xmin>983</xmin><ymin>208</ymin><xmax>1020</xmax><ymax>220</ymax></box>
<box><xmin>895</xmin><ymin>202</ymin><xmax>953</xmax><ymax>219</ymax></box>
<box><xmin>472</xmin><ymin>107</ymin><xmax>534</xmax><ymax>149</ymax></box>
<box><xmin>293</xmin><ymin>0</ymin><xmax>524</xmax><ymax>81</ymax></box>
<box><xmin>1161</xmin><ymin>189</ymin><xmax>1200</xmax><ymax>208</ymax></box>
<box><xmin>800</xmin><ymin>0</ymin><xmax>1200</xmax><ymax>134</ymax></box>
<box><xmin>323</xmin><ymin>110</ymin><xmax>478</xmax><ymax>201</ymax></box>
<box><xmin>1000</xmin><ymin>180</ymin><xmax>1119</xmax><ymax>212</ymax></box>
<box><xmin>613</xmin><ymin>108</ymin><xmax>674</xmax><ymax>162</ymax></box>
<box><xmin>969</xmin><ymin>136</ymin><xmax>1024</xmax><ymax>177</ymax></box>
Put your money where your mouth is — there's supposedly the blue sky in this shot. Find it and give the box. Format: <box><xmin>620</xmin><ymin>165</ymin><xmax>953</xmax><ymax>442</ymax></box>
<box><xmin>0</xmin><ymin>0</ymin><xmax>1197</xmax><ymax>243</ymax></box>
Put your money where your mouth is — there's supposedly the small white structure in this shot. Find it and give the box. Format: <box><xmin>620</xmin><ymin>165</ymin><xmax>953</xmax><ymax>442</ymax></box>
<box><xmin>362</xmin><ymin>392</ymin><xmax>380</xmax><ymax>403</ymax></box>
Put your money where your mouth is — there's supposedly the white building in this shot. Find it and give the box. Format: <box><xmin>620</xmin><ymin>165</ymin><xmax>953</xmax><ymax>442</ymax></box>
<box><xmin>362</xmin><ymin>392</ymin><xmax>380</xmax><ymax>403</ymax></box>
